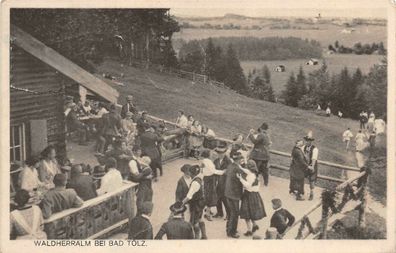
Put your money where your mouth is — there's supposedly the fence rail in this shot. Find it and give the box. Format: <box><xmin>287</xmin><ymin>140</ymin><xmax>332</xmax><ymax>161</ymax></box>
<box><xmin>129</xmin><ymin>60</ymin><xmax>226</xmax><ymax>89</ymax></box>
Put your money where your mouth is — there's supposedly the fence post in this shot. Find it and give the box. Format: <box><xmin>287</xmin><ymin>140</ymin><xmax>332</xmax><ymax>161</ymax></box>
<box><xmin>358</xmin><ymin>187</ymin><xmax>367</xmax><ymax>228</ymax></box>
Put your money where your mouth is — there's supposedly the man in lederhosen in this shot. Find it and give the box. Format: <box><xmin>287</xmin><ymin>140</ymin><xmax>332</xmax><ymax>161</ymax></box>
<box><xmin>213</xmin><ymin>142</ymin><xmax>232</xmax><ymax>219</ymax></box>
<box><xmin>182</xmin><ymin>165</ymin><xmax>207</xmax><ymax>239</ymax></box>
<box><xmin>303</xmin><ymin>131</ymin><xmax>319</xmax><ymax>201</ymax></box>
<box><xmin>248</xmin><ymin>123</ymin><xmax>272</xmax><ymax>186</ymax></box>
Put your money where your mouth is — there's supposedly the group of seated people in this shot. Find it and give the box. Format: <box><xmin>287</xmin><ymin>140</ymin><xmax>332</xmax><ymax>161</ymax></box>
<box><xmin>10</xmin><ymin>141</ymin><xmax>154</xmax><ymax>239</ymax></box>
<box><xmin>175</xmin><ymin>110</ymin><xmax>216</xmax><ymax>158</ymax></box>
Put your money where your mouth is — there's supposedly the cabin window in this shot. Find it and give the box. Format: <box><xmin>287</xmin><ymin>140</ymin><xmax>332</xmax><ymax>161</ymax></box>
<box><xmin>10</xmin><ymin>124</ymin><xmax>26</xmax><ymax>163</ymax></box>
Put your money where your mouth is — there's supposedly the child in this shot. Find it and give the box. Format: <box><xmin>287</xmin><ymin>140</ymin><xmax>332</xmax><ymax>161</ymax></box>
<box><xmin>128</xmin><ymin>201</ymin><xmax>154</xmax><ymax>239</ymax></box>
<box><xmin>269</xmin><ymin>198</ymin><xmax>295</xmax><ymax>237</ymax></box>
<box><xmin>155</xmin><ymin>201</ymin><xmax>195</xmax><ymax>240</ymax></box>
<box><xmin>236</xmin><ymin>160</ymin><xmax>266</xmax><ymax>236</ymax></box>
<box><xmin>175</xmin><ymin>164</ymin><xmax>192</xmax><ymax>202</ymax></box>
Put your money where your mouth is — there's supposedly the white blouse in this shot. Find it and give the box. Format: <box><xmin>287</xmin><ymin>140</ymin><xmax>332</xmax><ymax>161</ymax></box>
<box><xmin>201</xmin><ymin>158</ymin><xmax>224</xmax><ymax>177</ymax></box>
<box><xmin>238</xmin><ymin>167</ymin><xmax>260</xmax><ymax>192</ymax></box>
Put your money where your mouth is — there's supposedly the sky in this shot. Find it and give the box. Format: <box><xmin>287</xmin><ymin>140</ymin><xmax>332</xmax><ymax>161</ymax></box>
<box><xmin>170</xmin><ymin>0</ymin><xmax>389</xmax><ymax>18</ymax></box>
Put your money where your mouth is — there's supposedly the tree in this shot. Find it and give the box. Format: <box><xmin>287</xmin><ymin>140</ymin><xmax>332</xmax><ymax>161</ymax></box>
<box><xmin>223</xmin><ymin>44</ymin><xmax>248</xmax><ymax>93</ymax></box>
<box><xmin>283</xmin><ymin>72</ymin><xmax>299</xmax><ymax>107</ymax></box>
<box><xmin>295</xmin><ymin>66</ymin><xmax>307</xmax><ymax>102</ymax></box>
<box><xmin>204</xmin><ymin>38</ymin><xmax>217</xmax><ymax>77</ymax></box>
<box><xmin>261</xmin><ymin>64</ymin><xmax>271</xmax><ymax>84</ymax></box>
<box><xmin>365</xmin><ymin>58</ymin><xmax>387</xmax><ymax>117</ymax></box>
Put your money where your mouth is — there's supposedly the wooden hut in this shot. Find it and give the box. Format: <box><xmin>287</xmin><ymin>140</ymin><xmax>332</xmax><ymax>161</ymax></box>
<box><xmin>10</xmin><ymin>25</ymin><xmax>119</xmax><ymax>193</ymax></box>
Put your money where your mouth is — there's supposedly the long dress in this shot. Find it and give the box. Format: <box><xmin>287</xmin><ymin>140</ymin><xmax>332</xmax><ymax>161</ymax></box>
<box><xmin>10</xmin><ymin>205</ymin><xmax>47</xmax><ymax>239</ymax></box>
<box><xmin>202</xmin><ymin>158</ymin><xmax>220</xmax><ymax>207</ymax></box>
<box><xmin>239</xmin><ymin>169</ymin><xmax>266</xmax><ymax>221</ymax></box>
<box><xmin>189</xmin><ymin>125</ymin><xmax>203</xmax><ymax>149</ymax></box>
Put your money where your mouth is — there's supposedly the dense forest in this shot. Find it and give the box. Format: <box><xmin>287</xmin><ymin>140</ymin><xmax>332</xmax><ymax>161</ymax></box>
<box><xmin>11</xmin><ymin>9</ymin><xmax>180</xmax><ymax>72</ymax></box>
<box><xmin>178</xmin><ymin>37</ymin><xmax>323</xmax><ymax>61</ymax></box>
<box><xmin>281</xmin><ymin>59</ymin><xmax>387</xmax><ymax>119</ymax></box>
<box><xmin>328</xmin><ymin>40</ymin><xmax>386</xmax><ymax>55</ymax></box>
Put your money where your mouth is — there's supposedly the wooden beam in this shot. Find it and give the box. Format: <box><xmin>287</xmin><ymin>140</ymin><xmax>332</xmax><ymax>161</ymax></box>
<box><xmin>11</xmin><ymin>25</ymin><xmax>119</xmax><ymax>103</ymax></box>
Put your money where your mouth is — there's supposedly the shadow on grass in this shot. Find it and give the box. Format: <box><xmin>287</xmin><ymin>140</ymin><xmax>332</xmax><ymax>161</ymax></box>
<box><xmin>326</xmin><ymin>210</ymin><xmax>386</xmax><ymax>239</ymax></box>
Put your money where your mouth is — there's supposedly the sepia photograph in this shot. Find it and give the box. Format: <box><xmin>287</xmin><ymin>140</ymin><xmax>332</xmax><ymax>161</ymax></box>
<box><xmin>1</xmin><ymin>0</ymin><xmax>395</xmax><ymax>252</ymax></box>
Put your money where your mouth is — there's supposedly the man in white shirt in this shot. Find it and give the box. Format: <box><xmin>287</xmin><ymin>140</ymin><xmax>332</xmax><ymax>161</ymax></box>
<box><xmin>182</xmin><ymin>165</ymin><xmax>207</xmax><ymax>239</ymax></box>
<box><xmin>342</xmin><ymin>128</ymin><xmax>354</xmax><ymax>150</ymax></box>
<box><xmin>303</xmin><ymin>132</ymin><xmax>319</xmax><ymax>201</ymax></box>
<box><xmin>175</xmin><ymin>110</ymin><xmax>188</xmax><ymax>128</ymax></box>
<box><xmin>326</xmin><ymin>107</ymin><xmax>331</xmax><ymax>117</ymax></box>
<box><xmin>97</xmin><ymin>158</ymin><xmax>123</xmax><ymax>195</ymax></box>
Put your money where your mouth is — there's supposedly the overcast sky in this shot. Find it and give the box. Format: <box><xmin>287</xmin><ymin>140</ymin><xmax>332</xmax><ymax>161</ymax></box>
<box><xmin>170</xmin><ymin>0</ymin><xmax>389</xmax><ymax>18</ymax></box>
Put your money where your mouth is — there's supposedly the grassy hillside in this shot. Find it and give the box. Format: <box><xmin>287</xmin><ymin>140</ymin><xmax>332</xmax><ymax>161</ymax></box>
<box><xmin>97</xmin><ymin>59</ymin><xmax>361</xmax><ymax>169</ymax></box>
<box><xmin>241</xmin><ymin>54</ymin><xmax>384</xmax><ymax>95</ymax></box>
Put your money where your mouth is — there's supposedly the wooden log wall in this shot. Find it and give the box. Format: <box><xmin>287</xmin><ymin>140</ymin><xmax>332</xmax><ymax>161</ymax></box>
<box><xmin>10</xmin><ymin>45</ymin><xmax>66</xmax><ymax>158</ymax></box>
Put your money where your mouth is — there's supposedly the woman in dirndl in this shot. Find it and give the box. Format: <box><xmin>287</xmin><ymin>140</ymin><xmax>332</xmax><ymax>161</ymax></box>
<box><xmin>237</xmin><ymin>159</ymin><xmax>266</xmax><ymax>236</ymax></box>
<box><xmin>200</xmin><ymin>149</ymin><xmax>225</xmax><ymax>221</ymax></box>
<box><xmin>188</xmin><ymin>120</ymin><xmax>203</xmax><ymax>158</ymax></box>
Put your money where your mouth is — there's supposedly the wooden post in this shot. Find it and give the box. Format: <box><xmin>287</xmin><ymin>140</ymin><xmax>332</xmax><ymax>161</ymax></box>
<box><xmin>358</xmin><ymin>185</ymin><xmax>367</xmax><ymax>228</ymax></box>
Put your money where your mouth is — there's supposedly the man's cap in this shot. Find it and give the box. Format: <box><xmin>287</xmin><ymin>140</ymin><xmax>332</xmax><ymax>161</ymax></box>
<box><xmin>169</xmin><ymin>201</ymin><xmax>187</xmax><ymax>215</ymax></box>
<box><xmin>188</xmin><ymin>165</ymin><xmax>201</xmax><ymax>178</ymax></box>
<box><xmin>180</xmin><ymin>164</ymin><xmax>191</xmax><ymax>174</ymax></box>
<box><xmin>231</xmin><ymin>151</ymin><xmax>244</xmax><ymax>161</ymax></box>
<box><xmin>214</xmin><ymin>141</ymin><xmax>228</xmax><ymax>153</ymax></box>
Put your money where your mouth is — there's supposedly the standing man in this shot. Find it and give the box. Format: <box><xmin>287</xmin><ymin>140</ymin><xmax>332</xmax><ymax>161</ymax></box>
<box><xmin>181</xmin><ymin>165</ymin><xmax>207</xmax><ymax>239</ymax></box>
<box><xmin>342</xmin><ymin>128</ymin><xmax>354</xmax><ymax>151</ymax></box>
<box><xmin>103</xmin><ymin>103</ymin><xmax>122</xmax><ymax>149</ymax></box>
<box><xmin>289</xmin><ymin>140</ymin><xmax>309</xmax><ymax>201</ymax></box>
<box><xmin>303</xmin><ymin>132</ymin><xmax>319</xmax><ymax>201</ymax></box>
<box><xmin>248</xmin><ymin>123</ymin><xmax>271</xmax><ymax>186</ymax></box>
<box><xmin>326</xmin><ymin>107</ymin><xmax>331</xmax><ymax>117</ymax></box>
<box><xmin>213</xmin><ymin>142</ymin><xmax>232</xmax><ymax>219</ymax></box>
<box><xmin>224</xmin><ymin>152</ymin><xmax>244</xmax><ymax>238</ymax></box>
<box><xmin>140</xmin><ymin>125</ymin><xmax>165</xmax><ymax>181</ymax></box>
<box><xmin>121</xmin><ymin>95</ymin><xmax>138</xmax><ymax>119</ymax></box>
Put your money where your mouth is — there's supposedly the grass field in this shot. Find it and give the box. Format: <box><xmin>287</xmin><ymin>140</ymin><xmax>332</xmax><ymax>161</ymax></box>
<box><xmin>240</xmin><ymin>54</ymin><xmax>384</xmax><ymax>95</ymax></box>
<box><xmin>97</xmin><ymin>59</ymin><xmax>362</xmax><ymax>168</ymax></box>
<box><xmin>173</xmin><ymin>25</ymin><xmax>386</xmax><ymax>50</ymax></box>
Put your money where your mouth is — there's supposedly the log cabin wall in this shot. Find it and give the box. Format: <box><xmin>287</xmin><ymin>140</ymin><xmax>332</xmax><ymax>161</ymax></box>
<box><xmin>10</xmin><ymin>45</ymin><xmax>66</xmax><ymax>161</ymax></box>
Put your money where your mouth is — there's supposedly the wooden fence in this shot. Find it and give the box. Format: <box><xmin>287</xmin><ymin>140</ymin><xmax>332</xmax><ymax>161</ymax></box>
<box><xmin>147</xmin><ymin>113</ymin><xmax>368</xmax><ymax>240</ymax></box>
<box><xmin>129</xmin><ymin>60</ymin><xmax>228</xmax><ymax>89</ymax></box>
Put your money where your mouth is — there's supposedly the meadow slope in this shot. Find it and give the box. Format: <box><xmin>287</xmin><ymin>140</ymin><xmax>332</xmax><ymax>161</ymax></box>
<box><xmin>97</xmin><ymin>60</ymin><xmax>360</xmax><ymax>169</ymax></box>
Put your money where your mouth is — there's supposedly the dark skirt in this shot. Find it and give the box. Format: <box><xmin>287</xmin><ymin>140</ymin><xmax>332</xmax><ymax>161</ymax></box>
<box><xmin>240</xmin><ymin>191</ymin><xmax>266</xmax><ymax>220</ymax></box>
<box><xmin>289</xmin><ymin>177</ymin><xmax>305</xmax><ymax>194</ymax></box>
<box><xmin>203</xmin><ymin>175</ymin><xmax>218</xmax><ymax>207</ymax></box>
